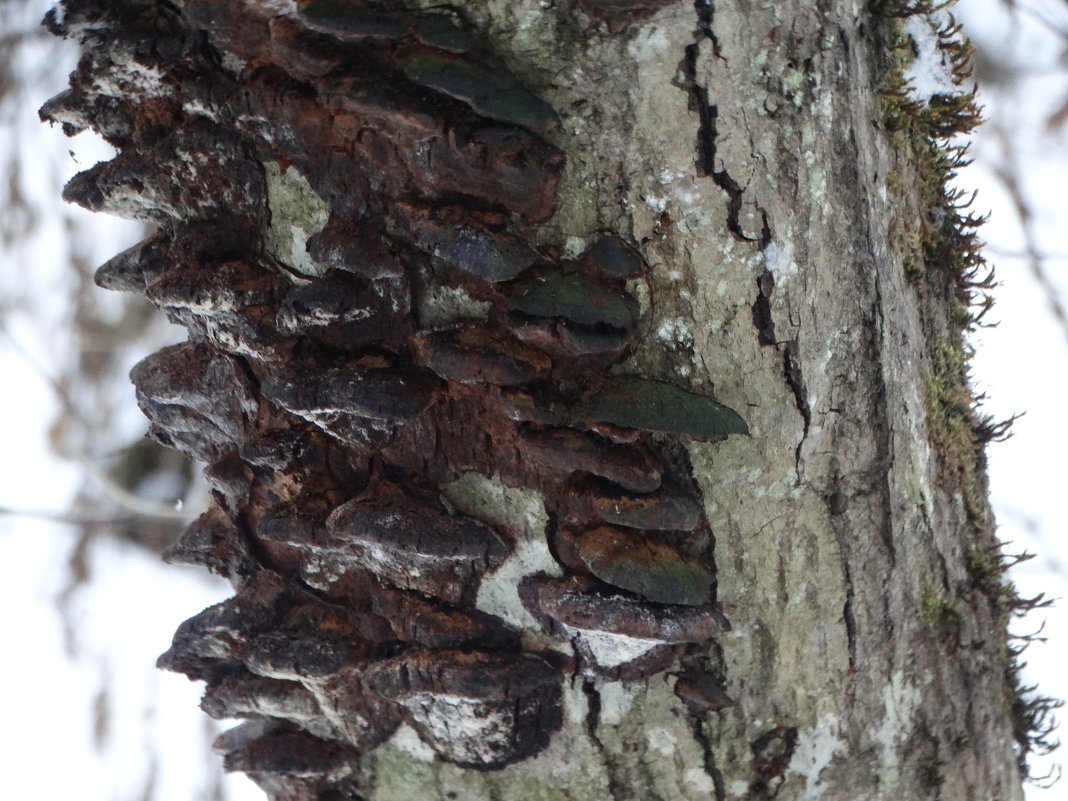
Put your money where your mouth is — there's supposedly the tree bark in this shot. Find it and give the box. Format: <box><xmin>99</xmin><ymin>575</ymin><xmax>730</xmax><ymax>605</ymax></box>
<box><xmin>43</xmin><ymin>1</ymin><xmax>1034</xmax><ymax>799</ymax></box>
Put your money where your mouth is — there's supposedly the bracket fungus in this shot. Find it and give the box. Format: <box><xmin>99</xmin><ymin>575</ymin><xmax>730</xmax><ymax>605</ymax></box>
<box><xmin>364</xmin><ymin>649</ymin><xmax>563</xmax><ymax>768</ymax></box>
<box><xmin>326</xmin><ymin>481</ymin><xmax>510</xmax><ymax>605</ymax></box>
<box><xmin>47</xmin><ymin>0</ymin><xmax>751</xmax><ymax>791</ymax></box>
<box><xmin>558</xmin><ymin>526</ymin><xmax>713</xmax><ymax>606</ymax></box>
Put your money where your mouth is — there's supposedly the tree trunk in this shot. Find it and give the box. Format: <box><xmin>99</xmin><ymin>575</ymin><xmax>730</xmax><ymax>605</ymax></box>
<box><xmin>42</xmin><ymin>1</ymin><xmax>1036</xmax><ymax>799</ymax></box>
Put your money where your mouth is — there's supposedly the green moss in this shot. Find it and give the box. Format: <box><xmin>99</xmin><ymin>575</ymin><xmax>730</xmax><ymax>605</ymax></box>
<box><xmin>923</xmin><ymin>338</ymin><xmax>988</xmax><ymax>521</ymax></box>
<box><xmin>920</xmin><ymin>585</ymin><xmax>963</xmax><ymax>639</ymax></box>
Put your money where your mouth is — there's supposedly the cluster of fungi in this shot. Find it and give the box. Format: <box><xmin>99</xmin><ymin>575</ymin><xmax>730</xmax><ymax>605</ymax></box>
<box><xmin>44</xmin><ymin>0</ymin><xmax>745</xmax><ymax>796</ymax></box>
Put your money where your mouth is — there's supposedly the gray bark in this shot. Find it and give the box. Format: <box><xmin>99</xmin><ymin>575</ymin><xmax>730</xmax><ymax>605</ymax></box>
<box><xmin>43</xmin><ymin>1</ymin><xmax>1031</xmax><ymax>799</ymax></box>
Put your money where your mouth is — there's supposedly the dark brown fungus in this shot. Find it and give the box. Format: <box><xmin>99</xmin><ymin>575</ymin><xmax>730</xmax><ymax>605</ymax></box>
<box><xmin>305</xmin><ymin>217</ymin><xmax>407</xmax><ymax>280</ymax></box>
<box><xmin>579</xmin><ymin>234</ymin><xmax>645</xmax><ymax>280</ymax></box>
<box><xmin>262</xmin><ymin>364</ymin><xmax>440</xmax><ymax>430</ymax></box>
<box><xmin>673</xmin><ymin>670</ymin><xmax>734</xmax><ymax>714</ymax></box>
<box><xmin>518</xmin><ymin>427</ymin><xmax>661</xmax><ymax>493</ymax></box>
<box><xmin>413</xmin><ymin>15</ymin><xmax>478</xmax><ymax>53</ymax></box>
<box><xmin>202</xmin><ymin>671</ymin><xmax>329</xmax><ymax>731</ymax></box>
<box><xmin>158</xmin><ymin>571</ymin><xmax>368</xmax><ymax>682</ymax></box>
<box><xmin>425</xmin><ymin>125</ymin><xmax>563</xmax><ymax>222</ymax></box>
<box><xmin>500</xmin><ymin>386</ymin><xmax>566</xmax><ymax>426</ymax></box>
<box><xmin>213</xmin><ymin>719</ymin><xmax>287</xmax><ymax>756</ymax></box>
<box><xmin>320</xmin><ymin>78</ymin><xmax>445</xmax><ymax>141</ymax></box>
<box><xmin>164</xmin><ymin>505</ymin><xmax>255</xmax><ymax>584</ymax></box>
<box><xmin>63</xmin><ymin>121</ymin><xmax>265</xmax><ymax>223</ymax></box>
<box><xmin>39</xmin><ymin>88</ymin><xmax>89</xmax><ymax>136</ymax></box>
<box><xmin>93</xmin><ymin>232</ymin><xmax>167</xmax><ymax>292</ymax></box>
<box><xmin>268</xmin><ymin>17</ymin><xmax>344</xmax><ymax>78</ymax></box>
<box><xmin>565</xmin><ymin>526</ymin><xmax>712</xmax><ymax>606</ymax></box>
<box><xmin>158</xmin><ymin>571</ymin><xmax>290</xmax><ymax>680</ymax></box>
<box><xmin>509</xmin><ymin>317</ymin><xmax>632</xmax><ymax>361</ymax></box>
<box><xmin>371</xmin><ymin>588</ymin><xmax>519</xmax><ymax>650</ymax></box>
<box><xmin>415</xmin><ymin>327</ymin><xmax>551</xmax><ymax>385</ymax></box>
<box><xmin>401</xmin><ymin>50</ymin><xmax>559</xmax><ymax>131</ymax></box>
<box><xmin>505</xmin><ymin>271</ymin><xmax>639</xmax><ymax>331</ymax></box>
<box><xmin>298</xmin><ymin>0</ymin><xmax>408</xmax><ymax>40</ymax></box>
<box><xmin>277</xmin><ymin>275</ymin><xmax>407</xmax><ymax>349</ymax></box>
<box><xmin>522</xmin><ymin>576</ymin><xmax>728</xmax><ymax>642</ymax></box>
<box><xmin>326</xmin><ymin>481</ymin><xmax>509</xmax><ymax>605</ymax></box>
<box><xmin>203</xmin><ymin>453</ymin><xmax>256</xmax><ymax>515</ymax></box>
<box><xmin>146</xmin><ymin>259</ymin><xmax>282</xmax><ymax>315</ymax></box>
<box><xmin>301</xmin><ymin>665</ymin><xmax>403</xmax><ymax>750</ymax></box>
<box><xmin>130</xmin><ymin>343</ymin><xmax>259</xmax><ymax>461</ymax></box>
<box><xmin>223</xmin><ymin>730</ymin><xmax>358</xmax><ymax>778</ymax></box>
<box><xmin>588</xmin><ymin>485</ymin><xmax>704</xmax><ymax>532</ymax></box>
<box><xmin>364</xmin><ymin>650</ymin><xmax>562</xmax><ymax>768</ymax></box>
<box><xmin>242</xmin><ymin>630</ymin><xmax>362</xmax><ymax>681</ymax></box>
<box><xmin>576</xmin><ymin>375</ymin><xmax>749</xmax><ymax>440</ymax></box>
<box><xmin>402</xmin><ymin>208</ymin><xmax>542</xmax><ymax>283</ymax></box>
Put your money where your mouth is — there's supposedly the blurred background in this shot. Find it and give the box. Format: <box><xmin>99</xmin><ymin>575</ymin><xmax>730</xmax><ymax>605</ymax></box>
<box><xmin>1</xmin><ymin>0</ymin><xmax>1065</xmax><ymax>798</ymax></box>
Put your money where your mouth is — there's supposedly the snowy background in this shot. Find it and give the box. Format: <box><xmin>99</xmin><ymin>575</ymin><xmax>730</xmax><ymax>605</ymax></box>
<box><xmin>1</xmin><ymin>0</ymin><xmax>1066</xmax><ymax>798</ymax></box>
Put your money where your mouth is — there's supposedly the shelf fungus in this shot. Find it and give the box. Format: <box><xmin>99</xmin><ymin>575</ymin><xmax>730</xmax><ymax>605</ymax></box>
<box><xmin>48</xmin><ymin>0</ymin><xmax>751</xmax><ymax>792</ymax></box>
<box><xmin>505</xmin><ymin>271</ymin><xmax>640</xmax><ymax>332</ymax></box>
<box><xmin>221</xmin><ymin>730</ymin><xmax>359</xmax><ymax>779</ymax></box>
<box><xmin>163</xmin><ymin>505</ymin><xmax>256</xmax><ymax>584</ymax></box>
<box><xmin>519</xmin><ymin>426</ymin><xmax>662</xmax><ymax>493</ymax></box>
<box><xmin>557</xmin><ymin>526</ymin><xmax>713</xmax><ymax>606</ymax></box>
<box><xmin>325</xmin><ymin>480</ymin><xmax>510</xmax><ymax>605</ymax></box>
<box><xmin>262</xmin><ymin>363</ymin><xmax>441</xmax><ymax>447</ymax></box>
<box><xmin>130</xmin><ymin>342</ymin><xmax>260</xmax><ymax>461</ymax></box>
<box><xmin>93</xmin><ymin>232</ymin><xmax>168</xmax><ymax>292</ymax></box>
<box><xmin>364</xmin><ymin>649</ymin><xmax>563</xmax><ymax>768</ymax></box>
<box><xmin>575</xmin><ymin>375</ymin><xmax>750</xmax><ymax>441</ymax></box>
<box><xmin>403</xmin><ymin>207</ymin><xmax>543</xmax><ymax>284</ymax></box>
<box><xmin>561</xmin><ymin>479</ymin><xmax>705</xmax><ymax>532</ymax></box>
<box><xmin>520</xmin><ymin>576</ymin><xmax>728</xmax><ymax>673</ymax></box>
<box><xmin>415</xmin><ymin>326</ymin><xmax>552</xmax><ymax>386</ymax></box>
<box><xmin>401</xmin><ymin>50</ymin><xmax>560</xmax><ymax>131</ymax></box>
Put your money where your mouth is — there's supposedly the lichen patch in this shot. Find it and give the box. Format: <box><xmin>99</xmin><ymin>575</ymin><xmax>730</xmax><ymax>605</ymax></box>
<box><xmin>264</xmin><ymin>161</ymin><xmax>330</xmax><ymax>278</ymax></box>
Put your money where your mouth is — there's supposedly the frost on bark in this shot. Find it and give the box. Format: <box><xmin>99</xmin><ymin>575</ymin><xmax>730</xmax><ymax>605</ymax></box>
<box><xmin>43</xmin><ymin>1</ymin><xmax>1032</xmax><ymax>800</ymax></box>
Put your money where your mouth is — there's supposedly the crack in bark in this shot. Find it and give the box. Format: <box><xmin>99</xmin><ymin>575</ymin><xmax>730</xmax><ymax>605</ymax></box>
<box><xmin>688</xmin><ymin>715</ymin><xmax>727</xmax><ymax>801</ymax></box>
<box><xmin>840</xmin><ymin>558</ymin><xmax>859</xmax><ymax>672</ymax></box>
<box><xmin>749</xmin><ymin>270</ymin><xmax>811</xmax><ymax>474</ymax></box>
<box><xmin>782</xmin><ymin>340</ymin><xmax>812</xmax><ymax>473</ymax></box>
<box><xmin>681</xmin><ymin>3</ymin><xmax>769</xmax><ymax>245</ymax></box>
<box><xmin>580</xmin><ymin>679</ymin><xmax>628</xmax><ymax>801</ymax></box>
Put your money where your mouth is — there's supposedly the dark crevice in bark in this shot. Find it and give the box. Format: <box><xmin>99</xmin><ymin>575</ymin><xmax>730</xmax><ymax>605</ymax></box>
<box><xmin>841</xmin><ymin>557</ymin><xmax>859</xmax><ymax>672</ymax></box>
<box><xmin>782</xmin><ymin>340</ymin><xmax>812</xmax><ymax>471</ymax></box>
<box><xmin>680</xmin><ymin>6</ymin><xmax>768</xmax><ymax>245</ymax></box>
<box><xmin>694</xmin><ymin>0</ymin><xmax>719</xmax><ymax>54</ymax></box>
<box><xmin>581</xmin><ymin>679</ymin><xmax>627</xmax><ymax>801</ymax></box>
<box><xmin>750</xmin><ymin>269</ymin><xmax>810</xmax><ymax>472</ymax></box>
<box><xmin>752</xmin><ymin>269</ymin><xmax>776</xmax><ymax>346</ymax></box>
<box><xmin>688</xmin><ymin>716</ymin><xmax>727</xmax><ymax>801</ymax></box>
<box><xmin>827</xmin><ymin>475</ymin><xmax>860</xmax><ymax>672</ymax></box>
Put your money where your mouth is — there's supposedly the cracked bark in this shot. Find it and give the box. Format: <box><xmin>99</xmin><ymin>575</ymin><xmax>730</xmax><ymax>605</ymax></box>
<box><xmin>43</xmin><ymin>1</ymin><xmax>1027</xmax><ymax>800</ymax></box>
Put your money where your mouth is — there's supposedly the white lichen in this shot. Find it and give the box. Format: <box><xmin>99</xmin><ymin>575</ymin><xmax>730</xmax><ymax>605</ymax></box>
<box><xmin>873</xmin><ymin>671</ymin><xmax>923</xmax><ymax>780</ymax></box>
<box><xmin>787</xmin><ymin>713</ymin><xmax>846</xmax><ymax>801</ymax></box>
<box><xmin>442</xmin><ymin>473</ymin><xmax>560</xmax><ymax>632</ymax></box>
<box><xmin>764</xmin><ymin>239</ymin><xmax>798</xmax><ymax>281</ymax></box>
<box><xmin>386</xmin><ymin>723</ymin><xmax>437</xmax><ymax>763</ymax></box>
<box><xmin>264</xmin><ymin>162</ymin><xmax>330</xmax><ymax>279</ymax></box>
<box><xmin>597</xmin><ymin>681</ymin><xmax>639</xmax><ymax>725</ymax></box>
<box><xmin>563</xmin><ymin>625</ymin><xmax>663</xmax><ymax>668</ymax></box>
